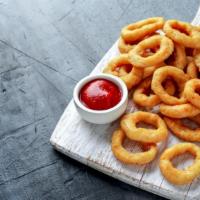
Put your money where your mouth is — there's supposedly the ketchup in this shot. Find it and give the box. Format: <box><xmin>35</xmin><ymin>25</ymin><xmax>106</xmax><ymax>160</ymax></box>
<box><xmin>80</xmin><ymin>79</ymin><xmax>122</xmax><ymax>110</ymax></box>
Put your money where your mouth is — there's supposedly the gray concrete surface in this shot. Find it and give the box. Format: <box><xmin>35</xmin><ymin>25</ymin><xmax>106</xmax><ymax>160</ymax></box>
<box><xmin>0</xmin><ymin>0</ymin><xmax>199</xmax><ymax>199</ymax></box>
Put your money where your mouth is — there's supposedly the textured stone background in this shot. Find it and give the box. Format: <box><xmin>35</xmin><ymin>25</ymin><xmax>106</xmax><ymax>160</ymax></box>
<box><xmin>0</xmin><ymin>0</ymin><xmax>199</xmax><ymax>199</ymax></box>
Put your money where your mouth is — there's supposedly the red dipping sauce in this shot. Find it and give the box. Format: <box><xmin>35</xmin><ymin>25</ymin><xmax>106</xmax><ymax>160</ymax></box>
<box><xmin>79</xmin><ymin>79</ymin><xmax>122</xmax><ymax>110</ymax></box>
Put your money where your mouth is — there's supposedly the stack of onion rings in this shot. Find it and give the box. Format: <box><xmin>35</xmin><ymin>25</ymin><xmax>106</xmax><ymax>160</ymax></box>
<box><xmin>103</xmin><ymin>17</ymin><xmax>200</xmax><ymax>185</ymax></box>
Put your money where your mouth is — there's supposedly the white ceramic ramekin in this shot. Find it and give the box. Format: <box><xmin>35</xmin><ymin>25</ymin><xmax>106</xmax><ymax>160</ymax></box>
<box><xmin>73</xmin><ymin>74</ymin><xmax>128</xmax><ymax>124</ymax></box>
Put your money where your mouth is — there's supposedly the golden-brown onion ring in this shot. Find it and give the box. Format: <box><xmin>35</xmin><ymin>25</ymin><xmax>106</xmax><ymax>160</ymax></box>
<box><xmin>120</xmin><ymin>111</ymin><xmax>168</xmax><ymax>143</ymax></box>
<box><xmin>164</xmin><ymin>20</ymin><xmax>200</xmax><ymax>48</ymax></box>
<box><xmin>184</xmin><ymin>79</ymin><xmax>200</xmax><ymax>109</ymax></box>
<box><xmin>133</xmin><ymin>78</ymin><xmax>175</xmax><ymax>108</ymax></box>
<box><xmin>111</xmin><ymin>128</ymin><xmax>157</xmax><ymax>164</ymax></box>
<box><xmin>103</xmin><ymin>54</ymin><xmax>143</xmax><ymax>89</ymax></box>
<box><xmin>112</xmin><ymin>129</ymin><xmax>158</xmax><ymax>165</ymax></box>
<box><xmin>164</xmin><ymin>116</ymin><xmax>200</xmax><ymax>142</ymax></box>
<box><xmin>121</xmin><ymin>17</ymin><xmax>164</xmax><ymax>43</ymax></box>
<box><xmin>152</xmin><ymin>66</ymin><xmax>188</xmax><ymax>105</ymax></box>
<box><xmin>128</xmin><ymin>35</ymin><xmax>174</xmax><ymax>68</ymax></box>
<box><xmin>160</xmin><ymin>103</ymin><xmax>200</xmax><ymax>118</ymax></box>
<box><xmin>159</xmin><ymin>143</ymin><xmax>200</xmax><ymax>185</ymax></box>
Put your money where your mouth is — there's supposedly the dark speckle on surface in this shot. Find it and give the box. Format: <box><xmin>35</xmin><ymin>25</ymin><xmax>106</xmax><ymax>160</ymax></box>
<box><xmin>0</xmin><ymin>0</ymin><xmax>199</xmax><ymax>199</ymax></box>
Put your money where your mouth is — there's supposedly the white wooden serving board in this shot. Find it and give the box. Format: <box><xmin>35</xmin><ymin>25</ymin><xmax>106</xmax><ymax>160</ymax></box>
<box><xmin>50</xmin><ymin>10</ymin><xmax>200</xmax><ymax>200</ymax></box>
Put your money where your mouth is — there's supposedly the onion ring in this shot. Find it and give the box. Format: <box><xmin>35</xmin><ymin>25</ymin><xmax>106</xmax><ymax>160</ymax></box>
<box><xmin>159</xmin><ymin>103</ymin><xmax>200</xmax><ymax>118</ymax></box>
<box><xmin>121</xmin><ymin>17</ymin><xmax>164</xmax><ymax>43</ymax></box>
<box><xmin>151</xmin><ymin>66</ymin><xmax>188</xmax><ymax>105</ymax></box>
<box><xmin>164</xmin><ymin>116</ymin><xmax>200</xmax><ymax>142</ymax></box>
<box><xmin>159</xmin><ymin>143</ymin><xmax>200</xmax><ymax>185</ymax></box>
<box><xmin>133</xmin><ymin>78</ymin><xmax>175</xmax><ymax>108</ymax></box>
<box><xmin>128</xmin><ymin>35</ymin><xmax>174</xmax><ymax>68</ymax></box>
<box><xmin>163</xmin><ymin>20</ymin><xmax>200</xmax><ymax>48</ymax></box>
<box><xmin>120</xmin><ymin>111</ymin><xmax>168</xmax><ymax>143</ymax></box>
<box><xmin>111</xmin><ymin>129</ymin><xmax>157</xmax><ymax>164</ymax></box>
<box><xmin>184</xmin><ymin>79</ymin><xmax>200</xmax><ymax>109</ymax></box>
<box><xmin>103</xmin><ymin>54</ymin><xmax>143</xmax><ymax>89</ymax></box>
<box><xmin>165</xmin><ymin>43</ymin><xmax>186</xmax><ymax>69</ymax></box>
